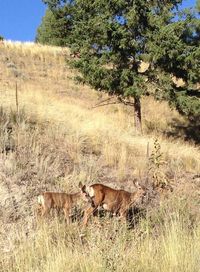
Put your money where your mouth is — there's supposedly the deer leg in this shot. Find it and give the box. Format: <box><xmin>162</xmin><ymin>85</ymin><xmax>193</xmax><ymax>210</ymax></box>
<box><xmin>36</xmin><ymin>204</ymin><xmax>42</xmax><ymax>216</ymax></box>
<box><xmin>119</xmin><ymin>208</ymin><xmax>127</xmax><ymax>223</ymax></box>
<box><xmin>83</xmin><ymin>206</ymin><xmax>96</xmax><ymax>226</ymax></box>
<box><xmin>41</xmin><ymin>205</ymin><xmax>50</xmax><ymax>217</ymax></box>
<box><xmin>63</xmin><ymin>207</ymin><xmax>70</xmax><ymax>224</ymax></box>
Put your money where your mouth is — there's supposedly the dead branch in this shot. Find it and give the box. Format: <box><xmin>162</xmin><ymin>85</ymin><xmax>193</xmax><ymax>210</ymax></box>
<box><xmin>91</xmin><ymin>95</ymin><xmax>135</xmax><ymax>109</ymax></box>
<box><xmin>91</xmin><ymin>101</ymin><xmax>121</xmax><ymax>109</ymax></box>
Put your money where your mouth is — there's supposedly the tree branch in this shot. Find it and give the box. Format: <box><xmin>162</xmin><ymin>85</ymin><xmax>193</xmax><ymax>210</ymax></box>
<box><xmin>91</xmin><ymin>101</ymin><xmax>121</xmax><ymax>109</ymax></box>
<box><xmin>90</xmin><ymin>96</ymin><xmax>116</xmax><ymax>109</ymax></box>
<box><xmin>91</xmin><ymin>95</ymin><xmax>135</xmax><ymax>109</ymax></box>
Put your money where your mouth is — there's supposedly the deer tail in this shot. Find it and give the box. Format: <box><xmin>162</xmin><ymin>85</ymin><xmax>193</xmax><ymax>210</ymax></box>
<box><xmin>37</xmin><ymin>194</ymin><xmax>45</xmax><ymax>206</ymax></box>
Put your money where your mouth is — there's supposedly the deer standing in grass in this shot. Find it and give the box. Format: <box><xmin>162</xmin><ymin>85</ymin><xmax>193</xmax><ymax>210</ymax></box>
<box><xmin>37</xmin><ymin>191</ymin><xmax>81</xmax><ymax>223</ymax></box>
<box><xmin>79</xmin><ymin>182</ymin><xmax>146</xmax><ymax>226</ymax></box>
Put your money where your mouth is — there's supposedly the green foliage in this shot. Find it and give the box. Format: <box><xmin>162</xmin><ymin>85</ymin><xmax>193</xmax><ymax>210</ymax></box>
<box><xmin>148</xmin><ymin>139</ymin><xmax>169</xmax><ymax>188</ymax></box>
<box><xmin>175</xmin><ymin>92</ymin><xmax>200</xmax><ymax>117</ymax></box>
<box><xmin>42</xmin><ymin>0</ymin><xmax>200</xmax><ymax>119</ymax></box>
<box><xmin>196</xmin><ymin>0</ymin><xmax>200</xmax><ymax>12</ymax></box>
<box><xmin>0</xmin><ymin>35</ymin><xmax>4</xmax><ymax>41</ymax></box>
<box><xmin>144</xmin><ymin>7</ymin><xmax>200</xmax><ymax>117</ymax></box>
<box><xmin>35</xmin><ymin>8</ymin><xmax>70</xmax><ymax>46</ymax></box>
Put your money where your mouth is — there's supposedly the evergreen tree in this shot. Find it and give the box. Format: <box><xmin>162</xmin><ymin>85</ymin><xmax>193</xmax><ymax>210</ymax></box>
<box><xmin>43</xmin><ymin>0</ymin><xmax>200</xmax><ymax>132</ymax></box>
<box><xmin>146</xmin><ymin>6</ymin><xmax>200</xmax><ymax>119</ymax></box>
<box><xmin>36</xmin><ymin>8</ymin><xmax>71</xmax><ymax>46</ymax></box>
<box><xmin>196</xmin><ymin>0</ymin><xmax>200</xmax><ymax>12</ymax></box>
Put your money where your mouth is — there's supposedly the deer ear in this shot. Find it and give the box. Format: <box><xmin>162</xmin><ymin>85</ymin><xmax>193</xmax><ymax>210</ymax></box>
<box><xmin>135</xmin><ymin>181</ymin><xmax>142</xmax><ymax>189</ymax></box>
<box><xmin>82</xmin><ymin>185</ymin><xmax>86</xmax><ymax>192</ymax></box>
<box><xmin>79</xmin><ymin>182</ymin><xmax>86</xmax><ymax>193</ymax></box>
<box><xmin>135</xmin><ymin>181</ymin><xmax>139</xmax><ymax>187</ymax></box>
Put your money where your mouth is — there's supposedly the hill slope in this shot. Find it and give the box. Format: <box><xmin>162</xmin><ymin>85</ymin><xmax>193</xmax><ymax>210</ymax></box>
<box><xmin>1</xmin><ymin>41</ymin><xmax>199</xmax><ymax>173</ymax></box>
<box><xmin>0</xmin><ymin>41</ymin><xmax>200</xmax><ymax>272</ymax></box>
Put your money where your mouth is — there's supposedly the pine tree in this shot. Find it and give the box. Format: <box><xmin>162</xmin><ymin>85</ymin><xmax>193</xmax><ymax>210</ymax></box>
<box><xmin>43</xmin><ymin>0</ymin><xmax>200</xmax><ymax>132</ymax></box>
<box><xmin>196</xmin><ymin>0</ymin><xmax>200</xmax><ymax>12</ymax></box>
<box><xmin>36</xmin><ymin>8</ymin><xmax>71</xmax><ymax>46</ymax></box>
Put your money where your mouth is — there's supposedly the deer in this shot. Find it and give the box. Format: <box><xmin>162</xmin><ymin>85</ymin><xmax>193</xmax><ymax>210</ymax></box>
<box><xmin>37</xmin><ymin>191</ymin><xmax>81</xmax><ymax>223</ymax></box>
<box><xmin>79</xmin><ymin>182</ymin><xmax>146</xmax><ymax>226</ymax></box>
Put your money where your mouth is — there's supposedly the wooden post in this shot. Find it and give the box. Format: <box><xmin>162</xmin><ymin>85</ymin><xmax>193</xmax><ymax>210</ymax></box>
<box><xmin>145</xmin><ymin>141</ymin><xmax>150</xmax><ymax>185</ymax></box>
<box><xmin>146</xmin><ymin>142</ymin><xmax>150</xmax><ymax>160</ymax></box>
<box><xmin>15</xmin><ymin>81</ymin><xmax>19</xmax><ymax>151</ymax></box>
<box><xmin>15</xmin><ymin>81</ymin><xmax>19</xmax><ymax>115</ymax></box>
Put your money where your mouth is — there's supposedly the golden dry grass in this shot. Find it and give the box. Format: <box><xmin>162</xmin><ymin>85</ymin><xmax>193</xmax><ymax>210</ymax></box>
<box><xmin>1</xmin><ymin>209</ymin><xmax>200</xmax><ymax>272</ymax></box>
<box><xmin>0</xmin><ymin>41</ymin><xmax>200</xmax><ymax>272</ymax></box>
<box><xmin>1</xmin><ymin>82</ymin><xmax>199</xmax><ymax>175</ymax></box>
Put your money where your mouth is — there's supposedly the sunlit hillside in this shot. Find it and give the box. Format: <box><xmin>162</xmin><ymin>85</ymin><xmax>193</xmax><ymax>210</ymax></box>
<box><xmin>0</xmin><ymin>41</ymin><xmax>200</xmax><ymax>272</ymax></box>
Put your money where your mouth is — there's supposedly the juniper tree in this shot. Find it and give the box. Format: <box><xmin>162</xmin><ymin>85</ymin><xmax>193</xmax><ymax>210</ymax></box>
<box><xmin>42</xmin><ymin>0</ymin><xmax>200</xmax><ymax>132</ymax></box>
<box><xmin>196</xmin><ymin>0</ymin><xmax>200</xmax><ymax>12</ymax></box>
<box><xmin>36</xmin><ymin>8</ymin><xmax>72</xmax><ymax>46</ymax></box>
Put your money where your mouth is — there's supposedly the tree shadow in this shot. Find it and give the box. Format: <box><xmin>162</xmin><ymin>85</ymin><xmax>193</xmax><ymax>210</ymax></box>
<box><xmin>126</xmin><ymin>206</ymin><xmax>146</xmax><ymax>229</ymax></box>
<box><xmin>71</xmin><ymin>206</ymin><xmax>107</xmax><ymax>223</ymax></box>
<box><xmin>165</xmin><ymin>117</ymin><xmax>200</xmax><ymax>144</ymax></box>
<box><xmin>92</xmin><ymin>206</ymin><xmax>146</xmax><ymax>229</ymax></box>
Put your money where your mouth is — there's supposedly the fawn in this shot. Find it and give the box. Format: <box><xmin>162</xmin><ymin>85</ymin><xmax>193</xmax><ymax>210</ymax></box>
<box><xmin>37</xmin><ymin>191</ymin><xmax>81</xmax><ymax>223</ymax></box>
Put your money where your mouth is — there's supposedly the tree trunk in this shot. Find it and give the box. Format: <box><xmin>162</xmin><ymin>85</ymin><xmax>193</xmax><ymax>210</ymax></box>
<box><xmin>134</xmin><ymin>97</ymin><xmax>142</xmax><ymax>134</ymax></box>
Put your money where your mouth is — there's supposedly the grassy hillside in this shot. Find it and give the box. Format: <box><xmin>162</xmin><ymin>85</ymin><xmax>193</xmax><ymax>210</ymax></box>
<box><xmin>0</xmin><ymin>41</ymin><xmax>200</xmax><ymax>271</ymax></box>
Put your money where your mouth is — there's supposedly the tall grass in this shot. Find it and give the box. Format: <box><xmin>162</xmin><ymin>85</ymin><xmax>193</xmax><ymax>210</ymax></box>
<box><xmin>0</xmin><ymin>41</ymin><xmax>200</xmax><ymax>271</ymax></box>
<box><xmin>1</xmin><ymin>209</ymin><xmax>200</xmax><ymax>272</ymax></box>
<box><xmin>1</xmin><ymin>88</ymin><xmax>200</xmax><ymax>176</ymax></box>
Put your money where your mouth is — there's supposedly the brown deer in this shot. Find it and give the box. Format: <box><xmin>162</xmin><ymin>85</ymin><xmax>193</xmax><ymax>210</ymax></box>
<box><xmin>79</xmin><ymin>182</ymin><xmax>146</xmax><ymax>226</ymax></box>
<box><xmin>37</xmin><ymin>191</ymin><xmax>81</xmax><ymax>223</ymax></box>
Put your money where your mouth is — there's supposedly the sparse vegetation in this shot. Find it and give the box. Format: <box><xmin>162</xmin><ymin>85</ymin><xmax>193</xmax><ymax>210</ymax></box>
<box><xmin>0</xmin><ymin>41</ymin><xmax>200</xmax><ymax>271</ymax></box>
<box><xmin>148</xmin><ymin>139</ymin><xmax>169</xmax><ymax>189</ymax></box>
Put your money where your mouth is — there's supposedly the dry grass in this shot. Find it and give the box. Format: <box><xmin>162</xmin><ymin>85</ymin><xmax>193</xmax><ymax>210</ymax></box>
<box><xmin>1</xmin><ymin>85</ymin><xmax>199</xmax><ymax>175</ymax></box>
<box><xmin>1</xmin><ymin>207</ymin><xmax>200</xmax><ymax>272</ymax></box>
<box><xmin>2</xmin><ymin>40</ymin><xmax>70</xmax><ymax>57</ymax></box>
<box><xmin>0</xmin><ymin>41</ymin><xmax>200</xmax><ymax>271</ymax></box>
